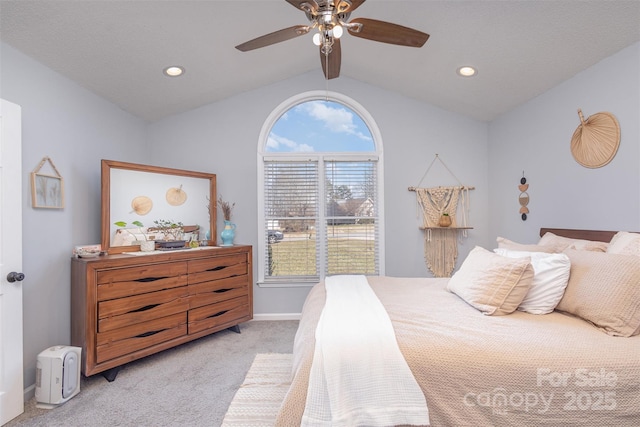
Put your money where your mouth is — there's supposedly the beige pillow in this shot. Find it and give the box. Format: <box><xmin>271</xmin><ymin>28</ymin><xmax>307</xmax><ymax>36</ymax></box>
<box><xmin>538</xmin><ymin>232</ymin><xmax>608</xmax><ymax>252</ymax></box>
<box><xmin>447</xmin><ymin>246</ymin><xmax>534</xmax><ymax>315</ymax></box>
<box><xmin>556</xmin><ymin>250</ymin><xmax>640</xmax><ymax>337</ymax></box>
<box><xmin>607</xmin><ymin>231</ymin><xmax>640</xmax><ymax>256</ymax></box>
<box><xmin>496</xmin><ymin>236</ymin><xmax>557</xmax><ymax>253</ymax></box>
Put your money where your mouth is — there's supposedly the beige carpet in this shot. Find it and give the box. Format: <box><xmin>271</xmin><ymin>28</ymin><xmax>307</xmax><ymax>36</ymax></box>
<box><xmin>221</xmin><ymin>353</ymin><xmax>293</xmax><ymax>427</ymax></box>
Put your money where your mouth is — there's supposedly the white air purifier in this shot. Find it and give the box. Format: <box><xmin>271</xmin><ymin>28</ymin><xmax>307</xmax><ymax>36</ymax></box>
<box><xmin>35</xmin><ymin>345</ymin><xmax>81</xmax><ymax>409</ymax></box>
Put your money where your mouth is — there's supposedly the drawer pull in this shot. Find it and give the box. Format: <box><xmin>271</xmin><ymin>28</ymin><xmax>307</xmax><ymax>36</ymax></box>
<box><xmin>207</xmin><ymin>266</ymin><xmax>228</xmax><ymax>272</ymax></box>
<box><xmin>130</xmin><ymin>304</ymin><xmax>160</xmax><ymax>313</ymax></box>
<box><xmin>207</xmin><ymin>310</ymin><xmax>229</xmax><ymax>319</ymax></box>
<box><xmin>213</xmin><ymin>288</ymin><xmax>231</xmax><ymax>294</ymax></box>
<box><xmin>135</xmin><ymin>329</ymin><xmax>164</xmax><ymax>338</ymax></box>
<box><xmin>136</xmin><ymin>276</ymin><xmax>168</xmax><ymax>283</ymax></box>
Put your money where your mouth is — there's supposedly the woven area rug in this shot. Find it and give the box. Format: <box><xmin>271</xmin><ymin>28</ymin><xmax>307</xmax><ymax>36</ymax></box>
<box><xmin>221</xmin><ymin>353</ymin><xmax>293</xmax><ymax>427</ymax></box>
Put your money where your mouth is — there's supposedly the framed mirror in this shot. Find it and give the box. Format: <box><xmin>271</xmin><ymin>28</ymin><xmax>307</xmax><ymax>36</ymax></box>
<box><xmin>101</xmin><ymin>159</ymin><xmax>217</xmax><ymax>254</ymax></box>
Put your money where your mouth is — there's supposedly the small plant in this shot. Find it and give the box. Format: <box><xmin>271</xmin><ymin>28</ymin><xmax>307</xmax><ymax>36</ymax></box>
<box><xmin>217</xmin><ymin>196</ymin><xmax>235</xmax><ymax>221</ymax></box>
<box><xmin>153</xmin><ymin>219</ymin><xmax>184</xmax><ymax>241</ymax></box>
<box><xmin>114</xmin><ymin>220</ymin><xmax>150</xmax><ymax>241</ymax></box>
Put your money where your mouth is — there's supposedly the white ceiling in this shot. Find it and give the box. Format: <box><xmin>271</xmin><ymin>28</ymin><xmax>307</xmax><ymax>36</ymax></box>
<box><xmin>1</xmin><ymin>0</ymin><xmax>639</xmax><ymax>122</ymax></box>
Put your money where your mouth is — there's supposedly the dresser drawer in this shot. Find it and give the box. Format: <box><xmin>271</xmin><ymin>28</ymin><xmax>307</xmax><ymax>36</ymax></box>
<box><xmin>96</xmin><ymin>312</ymin><xmax>187</xmax><ymax>363</ymax></box>
<box><xmin>188</xmin><ymin>254</ymin><xmax>247</xmax><ymax>285</ymax></box>
<box><xmin>188</xmin><ymin>295</ymin><xmax>250</xmax><ymax>335</ymax></box>
<box><xmin>97</xmin><ymin>262</ymin><xmax>188</xmax><ymax>301</ymax></box>
<box><xmin>98</xmin><ymin>287</ymin><xmax>190</xmax><ymax>333</ymax></box>
<box><xmin>189</xmin><ymin>275</ymin><xmax>249</xmax><ymax>309</ymax></box>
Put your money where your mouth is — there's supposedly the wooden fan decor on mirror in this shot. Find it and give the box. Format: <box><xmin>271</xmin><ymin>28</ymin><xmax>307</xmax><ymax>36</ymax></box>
<box><xmin>570</xmin><ymin>109</ymin><xmax>620</xmax><ymax>168</ymax></box>
<box><xmin>235</xmin><ymin>0</ymin><xmax>429</xmax><ymax>80</ymax></box>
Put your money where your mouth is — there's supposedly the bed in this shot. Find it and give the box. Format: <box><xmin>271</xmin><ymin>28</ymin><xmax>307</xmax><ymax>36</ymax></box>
<box><xmin>275</xmin><ymin>228</ymin><xmax>640</xmax><ymax>426</ymax></box>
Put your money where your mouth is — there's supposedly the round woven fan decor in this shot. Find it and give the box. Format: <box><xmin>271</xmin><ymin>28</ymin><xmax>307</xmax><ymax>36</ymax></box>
<box><xmin>166</xmin><ymin>185</ymin><xmax>187</xmax><ymax>206</ymax></box>
<box><xmin>570</xmin><ymin>109</ymin><xmax>620</xmax><ymax>168</ymax></box>
<box><xmin>131</xmin><ymin>196</ymin><xmax>153</xmax><ymax>215</ymax></box>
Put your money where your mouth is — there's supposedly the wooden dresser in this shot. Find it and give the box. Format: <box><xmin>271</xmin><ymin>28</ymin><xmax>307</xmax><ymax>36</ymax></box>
<box><xmin>71</xmin><ymin>245</ymin><xmax>252</xmax><ymax>380</ymax></box>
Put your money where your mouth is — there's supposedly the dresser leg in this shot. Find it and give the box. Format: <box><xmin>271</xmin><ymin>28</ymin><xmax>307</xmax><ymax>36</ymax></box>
<box><xmin>102</xmin><ymin>366</ymin><xmax>122</xmax><ymax>382</ymax></box>
<box><xmin>228</xmin><ymin>324</ymin><xmax>241</xmax><ymax>334</ymax></box>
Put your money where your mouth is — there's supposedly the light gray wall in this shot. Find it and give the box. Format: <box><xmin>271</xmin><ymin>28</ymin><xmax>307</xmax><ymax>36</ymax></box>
<box><xmin>488</xmin><ymin>42</ymin><xmax>640</xmax><ymax>243</ymax></box>
<box><xmin>1</xmin><ymin>42</ymin><xmax>148</xmax><ymax>393</ymax></box>
<box><xmin>147</xmin><ymin>71</ymin><xmax>490</xmax><ymax>314</ymax></box>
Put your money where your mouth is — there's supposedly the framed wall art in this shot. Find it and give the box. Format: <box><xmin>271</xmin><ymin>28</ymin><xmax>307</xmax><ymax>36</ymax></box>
<box><xmin>31</xmin><ymin>156</ymin><xmax>64</xmax><ymax>209</ymax></box>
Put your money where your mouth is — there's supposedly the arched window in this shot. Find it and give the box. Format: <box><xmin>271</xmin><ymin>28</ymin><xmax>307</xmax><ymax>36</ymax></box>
<box><xmin>257</xmin><ymin>91</ymin><xmax>385</xmax><ymax>286</ymax></box>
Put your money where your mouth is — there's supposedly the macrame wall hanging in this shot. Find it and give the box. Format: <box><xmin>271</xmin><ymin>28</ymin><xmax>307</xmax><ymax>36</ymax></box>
<box><xmin>409</xmin><ymin>154</ymin><xmax>474</xmax><ymax>278</ymax></box>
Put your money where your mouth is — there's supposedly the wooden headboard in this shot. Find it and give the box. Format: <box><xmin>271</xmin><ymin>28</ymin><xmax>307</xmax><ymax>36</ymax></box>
<box><xmin>539</xmin><ymin>228</ymin><xmax>618</xmax><ymax>243</ymax></box>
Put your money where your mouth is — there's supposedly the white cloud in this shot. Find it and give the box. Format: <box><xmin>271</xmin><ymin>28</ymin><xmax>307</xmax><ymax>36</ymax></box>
<box><xmin>296</xmin><ymin>101</ymin><xmax>372</xmax><ymax>141</ymax></box>
<box><xmin>267</xmin><ymin>133</ymin><xmax>314</xmax><ymax>152</ymax></box>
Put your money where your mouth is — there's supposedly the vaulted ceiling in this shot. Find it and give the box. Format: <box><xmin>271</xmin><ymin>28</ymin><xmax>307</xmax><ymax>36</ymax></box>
<box><xmin>2</xmin><ymin>0</ymin><xmax>639</xmax><ymax>122</ymax></box>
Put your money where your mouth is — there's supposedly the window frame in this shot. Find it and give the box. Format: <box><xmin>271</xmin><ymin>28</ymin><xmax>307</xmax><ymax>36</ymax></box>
<box><xmin>257</xmin><ymin>91</ymin><xmax>385</xmax><ymax>287</ymax></box>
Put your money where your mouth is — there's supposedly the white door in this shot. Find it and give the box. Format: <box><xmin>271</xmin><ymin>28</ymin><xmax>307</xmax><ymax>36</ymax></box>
<box><xmin>0</xmin><ymin>99</ymin><xmax>24</xmax><ymax>425</ymax></box>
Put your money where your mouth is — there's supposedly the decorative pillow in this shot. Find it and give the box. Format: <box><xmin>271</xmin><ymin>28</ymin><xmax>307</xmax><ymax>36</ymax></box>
<box><xmin>538</xmin><ymin>232</ymin><xmax>608</xmax><ymax>252</ymax></box>
<box><xmin>496</xmin><ymin>236</ymin><xmax>558</xmax><ymax>253</ymax></box>
<box><xmin>556</xmin><ymin>250</ymin><xmax>640</xmax><ymax>337</ymax></box>
<box><xmin>494</xmin><ymin>248</ymin><xmax>571</xmax><ymax>314</ymax></box>
<box><xmin>447</xmin><ymin>246</ymin><xmax>534</xmax><ymax>316</ymax></box>
<box><xmin>607</xmin><ymin>231</ymin><xmax>640</xmax><ymax>256</ymax></box>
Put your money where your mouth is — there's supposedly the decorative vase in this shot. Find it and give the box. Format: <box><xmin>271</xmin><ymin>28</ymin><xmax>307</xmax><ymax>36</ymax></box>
<box><xmin>139</xmin><ymin>240</ymin><xmax>156</xmax><ymax>252</ymax></box>
<box><xmin>438</xmin><ymin>214</ymin><xmax>452</xmax><ymax>227</ymax></box>
<box><xmin>220</xmin><ymin>220</ymin><xmax>236</xmax><ymax>246</ymax></box>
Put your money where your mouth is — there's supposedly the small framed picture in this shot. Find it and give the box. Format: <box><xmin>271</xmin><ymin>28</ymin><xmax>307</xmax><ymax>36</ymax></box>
<box><xmin>31</xmin><ymin>172</ymin><xmax>64</xmax><ymax>209</ymax></box>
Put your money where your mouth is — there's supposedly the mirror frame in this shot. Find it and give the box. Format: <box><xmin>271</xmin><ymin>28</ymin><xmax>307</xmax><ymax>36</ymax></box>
<box><xmin>101</xmin><ymin>159</ymin><xmax>217</xmax><ymax>254</ymax></box>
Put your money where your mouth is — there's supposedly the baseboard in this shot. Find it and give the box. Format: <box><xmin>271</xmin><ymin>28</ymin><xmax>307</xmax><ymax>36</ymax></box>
<box><xmin>252</xmin><ymin>313</ymin><xmax>301</xmax><ymax>321</ymax></box>
<box><xmin>24</xmin><ymin>383</ymin><xmax>36</xmax><ymax>402</ymax></box>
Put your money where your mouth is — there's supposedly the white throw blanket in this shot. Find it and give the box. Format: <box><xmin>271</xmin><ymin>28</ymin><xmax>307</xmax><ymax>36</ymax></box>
<box><xmin>301</xmin><ymin>275</ymin><xmax>430</xmax><ymax>427</ymax></box>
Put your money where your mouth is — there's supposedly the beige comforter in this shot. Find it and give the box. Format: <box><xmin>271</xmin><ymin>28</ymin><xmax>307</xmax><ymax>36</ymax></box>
<box><xmin>275</xmin><ymin>277</ymin><xmax>640</xmax><ymax>427</ymax></box>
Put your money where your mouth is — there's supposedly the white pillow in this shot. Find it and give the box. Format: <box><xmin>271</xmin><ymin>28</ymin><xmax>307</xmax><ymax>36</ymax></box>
<box><xmin>494</xmin><ymin>248</ymin><xmax>571</xmax><ymax>314</ymax></box>
<box><xmin>607</xmin><ymin>231</ymin><xmax>640</xmax><ymax>256</ymax></box>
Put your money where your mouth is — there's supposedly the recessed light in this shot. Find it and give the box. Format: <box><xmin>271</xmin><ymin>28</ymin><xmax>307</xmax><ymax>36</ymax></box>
<box><xmin>457</xmin><ymin>66</ymin><xmax>477</xmax><ymax>77</ymax></box>
<box><xmin>163</xmin><ymin>66</ymin><xmax>185</xmax><ymax>77</ymax></box>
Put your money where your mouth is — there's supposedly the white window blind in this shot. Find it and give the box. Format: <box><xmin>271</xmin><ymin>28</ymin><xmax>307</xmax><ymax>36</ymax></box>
<box><xmin>325</xmin><ymin>160</ymin><xmax>379</xmax><ymax>275</ymax></box>
<box><xmin>263</xmin><ymin>158</ymin><xmax>379</xmax><ymax>283</ymax></box>
<box><xmin>264</xmin><ymin>160</ymin><xmax>320</xmax><ymax>282</ymax></box>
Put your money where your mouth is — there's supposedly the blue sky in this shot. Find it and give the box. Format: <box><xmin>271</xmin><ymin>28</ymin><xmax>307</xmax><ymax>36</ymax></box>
<box><xmin>266</xmin><ymin>100</ymin><xmax>374</xmax><ymax>152</ymax></box>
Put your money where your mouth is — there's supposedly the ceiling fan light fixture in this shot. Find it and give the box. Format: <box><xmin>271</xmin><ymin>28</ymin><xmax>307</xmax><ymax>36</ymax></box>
<box><xmin>313</xmin><ymin>33</ymin><xmax>322</xmax><ymax>46</ymax></box>
<box><xmin>332</xmin><ymin>24</ymin><xmax>344</xmax><ymax>38</ymax></box>
<box><xmin>163</xmin><ymin>66</ymin><xmax>185</xmax><ymax>77</ymax></box>
<box><xmin>457</xmin><ymin>66</ymin><xmax>477</xmax><ymax>77</ymax></box>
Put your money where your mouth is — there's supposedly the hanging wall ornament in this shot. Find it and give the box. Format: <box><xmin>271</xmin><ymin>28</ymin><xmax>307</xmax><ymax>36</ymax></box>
<box><xmin>571</xmin><ymin>109</ymin><xmax>620</xmax><ymax>168</ymax></box>
<box><xmin>166</xmin><ymin>184</ymin><xmax>188</xmax><ymax>206</ymax></box>
<box><xmin>131</xmin><ymin>195</ymin><xmax>153</xmax><ymax>215</ymax></box>
<box><xmin>408</xmin><ymin>154</ymin><xmax>474</xmax><ymax>278</ymax></box>
<box><xmin>519</xmin><ymin>173</ymin><xmax>529</xmax><ymax>221</ymax></box>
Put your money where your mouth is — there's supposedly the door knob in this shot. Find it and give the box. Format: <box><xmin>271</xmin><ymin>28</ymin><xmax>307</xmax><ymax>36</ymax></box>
<box><xmin>6</xmin><ymin>272</ymin><xmax>25</xmax><ymax>283</ymax></box>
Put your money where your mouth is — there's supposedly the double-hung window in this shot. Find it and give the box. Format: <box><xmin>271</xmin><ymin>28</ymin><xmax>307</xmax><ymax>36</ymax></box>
<box><xmin>258</xmin><ymin>92</ymin><xmax>384</xmax><ymax>286</ymax></box>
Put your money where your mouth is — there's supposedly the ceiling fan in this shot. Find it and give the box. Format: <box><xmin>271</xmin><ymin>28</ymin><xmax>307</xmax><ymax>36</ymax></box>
<box><xmin>235</xmin><ymin>0</ymin><xmax>429</xmax><ymax>80</ymax></box>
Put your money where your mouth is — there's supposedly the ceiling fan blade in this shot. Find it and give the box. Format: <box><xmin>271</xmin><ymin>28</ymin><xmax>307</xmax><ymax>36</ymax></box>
<box><xmin>285</xmin><ymin>0</ymin><xmax>319</xmax><ymax>14</ymax></box>
<box><xmin>320</xmin><ymin>38</ymin><xmax>341</xmax><ymax>80</ymax></box>
<box><xmin>336</xmin><ymin>0</ymin><xmax>366</xmax><ymax>13</ymax></box>
<box><xmin>235</xmin><ymin>25</ymin><xmax>310</xmax><ymax>52</ymax></box>
<box><xmin>347</xmin><ymin>18</ymin><xmax>429</xmax><ymax>47</ymax></box>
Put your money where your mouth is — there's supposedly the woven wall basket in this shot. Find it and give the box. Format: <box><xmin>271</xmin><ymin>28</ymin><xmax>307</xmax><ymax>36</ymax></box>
<box><xmin>570</xmin><ymin>109</ymin><xmax>620</xmax><ymax>168</ymax></box>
